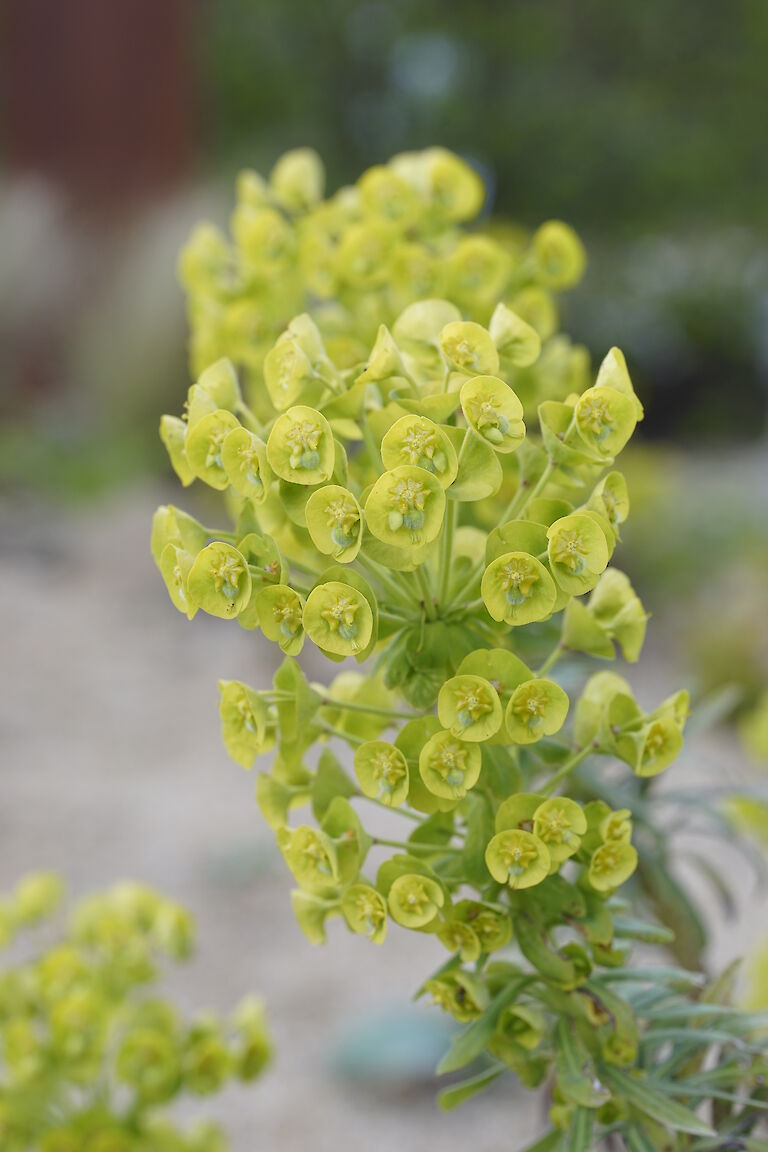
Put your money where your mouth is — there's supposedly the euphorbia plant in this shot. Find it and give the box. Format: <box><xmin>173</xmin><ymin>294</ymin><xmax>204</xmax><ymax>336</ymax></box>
<box><xmin>154</xmin><ymin>149</ymin><xmax>768</xmax><ymax>1149</ymax></box>
<box><xmin>0</xmin><ymin>874</ymin><xmax>271</xmax><ymax>1152</ymax></box>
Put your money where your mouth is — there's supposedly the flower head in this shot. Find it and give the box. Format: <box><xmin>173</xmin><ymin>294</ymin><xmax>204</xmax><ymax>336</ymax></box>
<box><xmin>482</xmin><ymin>551</ymin><xmax>556</xmax><ymax>626</ymax></box>
<box><xmin>485</xmin><ymin>830</ymin><xmax>550</xmax><ymax>890</ymax></box>
<box><xmin>354</xmin><ymin>741</ymin><xmax>409</xmax><ymax>807</ymax></box>
<box><xmin>419</xmin><ymin>730</ymin><xmax>482</xmax><ymax>800</ymax></box>
<box><xmin>438</xmin><ymin>675</ymin><xmax>502</xmax><ymax>742</ymax></box>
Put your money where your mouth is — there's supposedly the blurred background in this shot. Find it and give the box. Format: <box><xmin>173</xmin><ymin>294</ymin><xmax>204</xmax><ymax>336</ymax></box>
<box><xmin>1</xmin><ymin>2</ymin><xmax>767</xmax><ymax>1148</ymax></box>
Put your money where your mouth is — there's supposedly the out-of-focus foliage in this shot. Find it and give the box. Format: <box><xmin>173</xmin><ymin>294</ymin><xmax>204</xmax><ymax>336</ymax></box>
<box><xmin>200</xmin><ymin>1</ymin><xmax>768</xmax><ymax>236</ymax></box>
<box><xmin>0</xmin><ymin>875</ymin><xmax>271</xmax><ymax>1151</ymax></box>
<box><xmin>616</xmin><ymin>446</ymin><xmax>768</xmax><ymax>717</ymax></box>
<box><xmin>199</xmin><ymin>0</ymin><xmax>768</xmax><ymax>444</ymax></box>
<box><xmin>741</xmin><ymin>693</ymin><xmax>768</xmax><ymax>765</ymax></box>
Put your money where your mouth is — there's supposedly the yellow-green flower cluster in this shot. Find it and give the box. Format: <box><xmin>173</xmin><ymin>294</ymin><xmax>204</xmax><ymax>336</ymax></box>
<box><xmin>179</xmin><ymin>148</ymin><xmax>587</xmax><ymax>422</ymax></box>
<box><xmin>150</xmin><ymin>149</ymin><xmax>768</xmax><ymax>1145</ymax></box>
<box><xmin>0</xmin><ymin>877</ymin><xmax>271</xmax><ymax>1152</ymax></box>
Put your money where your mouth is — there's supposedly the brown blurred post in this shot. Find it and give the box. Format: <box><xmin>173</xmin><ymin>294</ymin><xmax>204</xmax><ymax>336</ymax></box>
<box><xmin>1</xmin><ymin>0</ymin><xmax>196</xmax><ymax>409</ymax></box>
<box><xmin>2</xmin><ymin>0</ymin><xmax>194</xmax><ymax>210</ymax></box>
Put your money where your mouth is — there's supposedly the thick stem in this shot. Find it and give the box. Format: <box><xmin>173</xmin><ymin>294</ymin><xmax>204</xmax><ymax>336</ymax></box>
<box><xmin>415</xmin><ymin>565</ymin><xmax>438</xmax><ymax>621</ymax></box>
<box><xmin>372</xmin><ymin>836</ymin><xmax>462</xmax><ymax>854</ymax></box>
<box><xmin>504</xmin><ymin>459</ymin><xmax>555</xmax><ymax>523</ymax></box>
<box><xmin>319</xmin><ymin>722</ymin><xmax>366</xmax><ymax>746</ymax></box>
<box><xmin>536</xmin><ymin>642</ymin><xmax>564</xmax><ymax>678</ymax></box>
<box><xmin>360</xmin><ymin>796</ymin><xmax>423</xmax><ymax>822</ymax></box>
<box><xmin>362</xmin><ymin>418</ymin><xmax>383</xmax><ymax>473</ymax></box>
<box><xmin>357</xmin><ymin>553</ymin><xmax>420</xmax><ymax>611</ymax></box>
<box><xmin>235</xmin><ymin>400</ymin><xmax>262</xmax><ymax>434</ymax></box>
<box><xmin>438</xmin><ymin>500</ymin><xmax>458</xmax><ymax>606</ymax></box>
<box><xmin>318</xmin><ymin>692</ymin><xmax>419</xmax><ymax>721</ymax></box>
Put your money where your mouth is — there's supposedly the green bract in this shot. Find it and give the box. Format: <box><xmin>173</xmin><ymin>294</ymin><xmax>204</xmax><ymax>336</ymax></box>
<box><xmin>154</xmin><ymin>147</ymin><xmax>766</xmax><ymax>1147</ymax></box>
<box><xmin>188</xmin><ymin>542</ymin><xmax>251</xmax><ymax>619</ymax></box>
<box><xmin>482</xmin><ymin>551</ymin><xmax>557</xmax><ymax>625</ymax></box>
<box><xmin>221</xmin><ymin>426</ymin><xmax>271</xmax><ymax>502</ymax></box>
<box><xmin>575</xmin><ymin>384</ymin><xmax>638</xmax><ymax>458</ymax></box>
<box><xmin>437</xmin><ymin>675</ymin><xmax>502</xmax><ymax>742</ymax></box>
<box><xmin>588</xmin><ymin>842</ymin><xmax>639</xmax><ymax>892</ymax></box>
<box><xmin>159</xmin><ymin>415</ymin><xmax>194</xmax><ymax>486</ymax></box>
<box><xmin>419</xmin><ymin>730</ymin><xmax>482</xmax><ymax>800</ymax></box>
<box><xmin>254</xmin><ymin>584</ymin><xmax>305</xmax><ymax>653</ymax></box>
<box><xmin>278</xmin><ymin>825</ymin><xmax>338</xmax><ymax>893</ymax></box>
<box><xmin>506</xmin><ymin>678</ymin><xmax>569</xmax><ymax>744</ymax></box>
<box><xmin>159</xmin><ymin>544</ymin><xmax>197</xmax><ymax>620</ymax></box>
<box><xmin>416</xmin><ymin>147</ymin><xmax>485</xmax><ymax>224</ymax></box>
<box><xmin>305</xmin><ymin>485</ymin><xmax>363</xmax><ymax>562</ymax></box>
<box><xmin>341</xmin><ymin>884</ymin><xmax>387</xmax><ymax>944</ymax></box>
<box><xmin>266</xmin><ymin>405</ymin><xmax>334</xmax><ymax>485</ymax></box>
<box><xmin>186</xmin><ymin>409</ymin><xmax>241</xmax><ymax>489</ymax></box>
<box><xmin>531</xmin><ymin>220</ymin><xmax>586</xmax><ymax>289</ymax></box>
<box><xmin>619</xmin><ymin>714</ymin><xmax>684</xmax><ymax>778</ymax></box>
<box><xmin>380</xmin><ymin>415</ymin><xmax>458</xmax><ymax>487</ymax></box>
<box><xmin>440</xmin><ymin>320</ymin><xmax>500</xmax><ymax>380</ymax></box>
<box><xmin>489</xmin><ymin>302</ymin><xmax>542</xmax><ymax>369</ymax></box>
<box><xmin>547</xmin><ymin>512</ymin><xmax>609</xmax><ymax>595</ymax></box>
<box><xmin>219</xmin><ymin>680</ymin><xmax>275</xmax><ymax>768</ymax></box>
<box><xmin>151</xmin><ymin>504</ymin><xmax>208</xmax><ymax>566</ymax></box>
<box><xmin>460</xmin><ymin>375</ymin><xmax>525</xmax><ymax>452</ymax></box>
<box><xmin>453</xmin><ymin>900</ymin><xmax>511</xmax><ymax>952</ymax></box>
<box><xmin>425</xmin><ymin>969</ymin><xmax>489</xmax><ymax>1023</ymax></box>
<box><xmin>387</xmin><ymin>874</ymin><xmax>444</xmax><ymax>929</ymax></box>
<box><xmin>365</xmin><ymin>465</ymin><xmax>445</xmax><ymax>547</ymax></box>
<box><xmin>303</xmin><ymin>580</ymin><xmax>373</xmax><ymax>657</ymax></box>
<box><xmin>270</xmin><ymin>147</ymin><xmax>324</xmax><ymax>213</ymax></box>
<box><xmin>354</xmin><ymin>740</ymin><xmax>409</xmax><ymax>807</ymax></box>
<box><xmin>485</xmin><ymin>830</ymin><xmax>550</xmax><ymax>889</ymax></box>
<box><xmin>532</xmin><ymin>797</ymin><xmax>586</xmax><ymax>864</ymax></box>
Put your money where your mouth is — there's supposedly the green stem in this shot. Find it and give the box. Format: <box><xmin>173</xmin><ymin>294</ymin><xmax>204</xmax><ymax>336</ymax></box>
<box><xmin>380</xmin><ymin>610</ymin><xmax>412</xmax><ymax>628</ymax></box>
<box><xmin>414</xmin><ymin>565</ymin><xmax>438</xmax><ymax>621</ymax></box>
<box><xmin>438</xmin><ymin>500</ymin><xmax>457</xmax><ymax>606</ymax></box>
<box><xmin>362</xmin><ymin>418</ymin><xmax>383</xmax><ymax>473</ymax></box>
<box><xmin>447</xmin><ymin>596</ymin><xmax>485</xmax><ymax>620</ymax></box>
<box><xmin>448</xmin><ymin>559</ymin><xmax>484</xmax><ymax>611</ymax></box>
<box><xmin>536</xmin><ymin>642</ymin><xmax>564</xmax><ymax>677</ymax></box>
<box><xmin>372</xmin><ymin>837</ymin><xmax>462</xmax><ymax>854</ymax></box>
<box><xmin>455</xmin><ymin>427</ymin><xmax>470</xmax><ymax>468</ymax></box>
<box><xmin>318</xmin><ymin>693</ymin><xmax>419</xmax><ymax>721</ymax></box>
<box><xmin>540</xmin><ymin>745</ymin><xmax>593</xmax><ymax>796</ymax></box>
<box><xmin>357</xmin><ymin>553</ymin><xmax>420</xmax><ymax>610</ymax></box>
<box><xmin>235</xmin><ymin>400</ymin><xmax>262</xmax><ymax>434</ymax></box>
<box><xmin>285</xmin><ymin>554</ymin><xmax>323</xmax><ymax>578</ymax></box>
<box><xmin>319</xmin><ymin>722</ymin><xmax>365</xmax><ymax>746</ymax></box>
<box><xmin>507</xmin><ymin>459</ymin><xmax>555</xmax><ymax>523</ymax></box>
<box><xmin>360</xmin><ymin>796</ymin><xmax>423</xmax><ymax>823</ymax></box>
<box><xmin>446</xmin><ymin>459</ymin><xmax>556</xmax><ymax>611</ymax></box>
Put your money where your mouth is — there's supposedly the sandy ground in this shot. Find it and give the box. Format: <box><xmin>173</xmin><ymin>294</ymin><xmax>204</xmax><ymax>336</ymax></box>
<box><xmin>1</xmin><ymin>484</ymin><xmax>765</xmax><ymax>1150</ymax></box>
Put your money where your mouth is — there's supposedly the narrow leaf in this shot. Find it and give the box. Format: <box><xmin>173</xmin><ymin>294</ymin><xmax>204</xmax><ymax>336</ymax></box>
<box><xmin>517</xmin><ymin>1132</ymin><xmax>563</xmax><ymax>1152</ymax></box>
<box><xmin>623</xmin><ymin>1126</ymin><xmax>661</xmax><ymax>1152</ymax></box>
<box><xmin>567</xmin><ymin>1108</ymin><xmax>594</xmax><ymax>1152</ymax></box>
<box><xmin>600</xmin><ymin>1066</ymin><xmax>715</xmax><ymax>1137</ymax></box>
<box><xmin>438</xmin><ymin>1065</ymin><xmax>503</xmax><ymax>1111</ymax></box>
<box><xmin>554</xmin><ymin>1019</ymin><xmax>610</xmax><ymax>1108</ymax></box>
